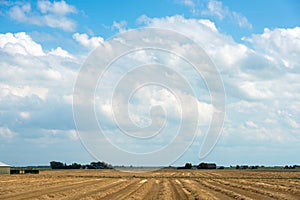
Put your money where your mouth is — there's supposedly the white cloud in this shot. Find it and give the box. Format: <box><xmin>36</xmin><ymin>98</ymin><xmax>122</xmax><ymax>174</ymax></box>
<box><xmin>0</xmin><ymin>31</ymin><xmax>79</xmax><ymax>143</ymax></box>
<box><xmin>175</xmin><ymin>0</ymin><xmax>197</xmax><ymax>14</ymax></box>
<box><xmin>49</xmin><ymin>47</ymin><xmax>73</xmax><ymax>58</ymax></box>
<box><xmin>205</xmin><ymin>0</ymin><xmax>226</xmax><ymax>19</ymax></box>
<box><xmin>45</xmin><ymin>69</ymin><xmax>62</xmax><ymax>80</ymax></box>
<box><xmin>112</xmin><ymin>20</ymin><xmax>127</xmax><ymax>32</ymax></box>
<box><xmin>63</xmin><ymin>95</ymin><xmax>73</xmax><ymax>104</ymax></box>
<box><xmin>137</xmin><ymin>15</ymin><xmax>248</xmax><ymax>69</ymax></box>
<box><xmin>232</xmin><ymin>12</ymin><xmax>252</xmax><ymax>29</ymax></box>
<box><xmin>277</xmin><ymin>110</ymin><xmax>300</xmax><ymax>129</ymax></box>
<box><xmin>227</xmin><ymin>101</ymin><xmax>267</xmax><ymax>114</ymax></box>
<box><xmin>0</xmin><ymin>9</ymin><xmax>299</xmax><ymax>164</ymax></box>
<box><xmin>238</xmin><ymin>81</ymin><xmax>273</xmax><ymax>100</ymax></box>
<box><xmin>0</xmin><ymin>84</ymin><xmax>49</xmax><ymax>100</ymax></box>
<box><xmin>201</xmin><ymin>0</ymin><xmax>252</xmax><ymax>29</ymax></box>
<box><xmin>8</xmin><ymin>1</ymin><xmax>77</xmax><ymax>31</ymax></box>
<box><xmin>22</xmin><ymin>129</ymin><xmax>78</xmax><ymax>147</ymax></box>
<box><xmin>45</xmin><ymin>129</ymin><xmax>78</xmax><ymax>140</ymax></box>
<box><xmin>198</xmin><ymin>19</ymin><xmax>218</xmax><ymax>32</ymax></box>
<box><xmin>0</xmin><ymin>32</ymin><xmax>75</xmax><ymax>59</ymax></box>
<box><xmin>243</xmin><ymin>27</ymin><xmax>300</xmax><ymax>68</ymax></box>
<box><xmin>37</xmin><ymin>0</ymin><xmax>76</xmax><ymax>15</ymax></box>
<box><xmin>72</xmin><ymin>33</ymin><xmax>104</xmax><ymax>49</ymax></box>
<box><xmin>0</xmin><ymin>32</ymin><xmax>45</xmax><ymax>56</ymax></box>
<box><xmin>85</xmin><ymin>36</ymin><xmax>218</xmax><ymax>153</ymax></box>
<box><xmin>285</xmin><ymin>116</ymin><xmax>299</xmax><ymax>129</ymax></box>
<box><xmin>0</xmin><ymin>127</ymin><xmax>14</xmax><ymax>139</ymax></box>
<box><xmin>137</xmin><ymin>15</ymin><xmax>300</xmax><ymax>146</ymax></box>
<box><xmin>66</xmin><ymin>129</ymin><xmax>79</xmax><ymax>140</ymax></box>
<box><xmin>84</xmin><ymin>16</ymin><xmax>300</xmax><ymax>150</ymax></box>
<box><xmin>178</xmin><ymin>0</ymin><xmax>195</xmax><ymax>8</ymax></box>
<box><xmin>245</xmin><ymin>120</ymin><xmax>258</xmax><ymax>129</ymax></box>
<box><xmin>138</xmin><ymin>15</ymin><xmax>218</xmax><ymax>37</ymax></box>
<box><xmin>20</xmin><ymin>111</ymin><xmax>30</xmax><ymax>119</ymax></box>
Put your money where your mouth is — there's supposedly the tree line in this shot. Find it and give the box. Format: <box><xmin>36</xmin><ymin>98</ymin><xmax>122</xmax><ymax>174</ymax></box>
<box><xmin>177</xmin><ymin>162</ymin><xmax>218</xmax><ymax>169</ymax></box>
<box><xmin>50</xmin><ymin>161</ymin><xmax>113</xmax><ymax>169</ymax></box>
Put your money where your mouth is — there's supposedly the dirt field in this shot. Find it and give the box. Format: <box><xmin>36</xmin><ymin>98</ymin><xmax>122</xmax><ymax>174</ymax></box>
<box><xmin>0</xmin><ymin>169</ymin><xmax>299</xmax><ymax>199</ymax></box>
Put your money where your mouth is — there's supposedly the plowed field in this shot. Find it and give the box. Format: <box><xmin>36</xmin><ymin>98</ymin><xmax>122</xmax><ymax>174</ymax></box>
<box><xmin>0</xmin><ymin>169</ymin><xmax>299</xmax><ymax>199</ymax></box>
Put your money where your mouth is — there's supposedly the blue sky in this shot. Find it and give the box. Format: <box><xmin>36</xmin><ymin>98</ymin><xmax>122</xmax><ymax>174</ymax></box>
<box><xmin>0</xmin><ymin>0</ymin><xmax>299</xmax><ymax>166</ymax></box>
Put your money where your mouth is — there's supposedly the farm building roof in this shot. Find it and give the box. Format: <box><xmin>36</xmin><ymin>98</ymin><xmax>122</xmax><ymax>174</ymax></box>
<box><xmin>0</xmin><ymin>162</ymin><xmax>9</xmax><ymax>167</ymax></box>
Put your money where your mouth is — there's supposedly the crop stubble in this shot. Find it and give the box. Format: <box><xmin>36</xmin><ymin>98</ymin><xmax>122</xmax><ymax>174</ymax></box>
<box><xmin>0</xmin><ymin>169</ymin><xmax>299</xmax><ymax>199</ymax></box>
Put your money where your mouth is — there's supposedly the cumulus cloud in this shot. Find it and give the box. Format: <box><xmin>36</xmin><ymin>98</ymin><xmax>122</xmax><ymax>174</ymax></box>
<box><xmin>37</xmin><ymin>0</ymin><xmax>76</xmax><ymax>15</ymax></box>
<box><xmin>139</xmin><ymin>16</ymin><xmax>297</xmax><ymax>105</ymax></box>
<box><xmin>137</xmin><ymin>15</ymin><xmax>218</xmax><ymax>36</ymax></box>
<box><xmin>1</xmin><ymin>9</ymin><xmax>299</xmax><ymax>163</ymax></box>
<box><xmin>137</xmin><ymin>15</ymin><xmax>300</xmax><ymax>146</ymax></box>
<box><xmin>243</xmin><ymin>27</ymin><xmax>300</xmax><ymax>68</ymax></box>
<box><xmin>138</xmin><ymin>15</ymin><xmax>218</xmax><ymax>33</ymax></box>
<box><xmin>137</xmin><ymin>15</ymin><xmax>248</xmax><ymax>69</ymax></box>
<box><xmin>7</xmin><ymin>0</ymin><xmax>77</xmax><ymax>31</ymax></box>
<box><xmin>238</xmin><ymin>81</ymin><xmax>274</xmax><ymax>100</ymax></box>
<box><xmin>0</xmin><ymin>84</ymin><xmax>49</xmax><ymax>100</ymax></box>
<box><xmin>86</xmin><ymin>15</ymin><xmax>300</xmax><ymax>151</ymax></box>
<box><xmin>72</xmin><ymin>33</ymin><xmax>104</xmax><ymax>49</ymax></box>
<box><xmin>0</xmin><ymin>32</ymin><xmax>45</xmax><ymax>56</ymax></box>
<box><xmin>0</xmin><ymin>32</ymin><xmax>74</xmax><ymax>59</ymax></box>
<box><xmin>0</xmin><ymin>31</ymin><xmax>78</xmax><ymax>145</ymax></box>
<box><xmin>73</xmin><ymin>30</ymin><xmax>223</xmax><ymax>159</ymax></box>
<box><xmin>49</xmin><ymin>47</ymin><xmax>74</xmax><ymax>58</ymax></box>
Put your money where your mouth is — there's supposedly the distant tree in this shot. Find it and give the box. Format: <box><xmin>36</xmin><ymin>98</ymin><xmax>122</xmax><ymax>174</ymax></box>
<box><xmin>50</xmin><ymin>161</ymin><xmax>64</xmax><ymax>169</ymax></box>
<box><xmin>184</xmin><ymin>163</ymin><xmax>192</xmax><ymax>169</ymax></box>
<box><xmin>50</xmin><ymin>160</ymin><xmax>113</xmax><ymax>170</ymax></box>
<box><xmin>236</xmin><ymin>165</ymin><xmax>240</xmax><ymax>169</ymax></box>
<box><xmin>197</xmin><ymin>162</ymin><xmax>216</xmax><ymax>169</ymax></box>
<box><xmin>241</xmin><ymin>165</ymin><xmax>249</xmax><ymax>169</ymax></box>
<box><xmin>89</xmin><ymin>161</ymin><xmax>113</xmax><ymax>169</ymax></box>
<box><xmin>284</xmin><ymin>165</ymin><xmax>296</xmax><ymax>169</ymax></box>
<box><xmin>71</xmin><ymin>163</ymin><xmax>81</xmax><ymax>169</ymax></box>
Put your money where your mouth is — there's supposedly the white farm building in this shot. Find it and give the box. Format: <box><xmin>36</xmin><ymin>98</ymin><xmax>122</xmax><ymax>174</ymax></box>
<box><xmin>0</xmin><ymin>162</ymin><xmax>10</xmax><ymax>174</ymax></box>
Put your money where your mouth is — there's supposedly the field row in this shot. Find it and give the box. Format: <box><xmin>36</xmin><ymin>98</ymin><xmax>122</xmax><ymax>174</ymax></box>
<box><xmin>0</xmin><ymin>170</ymin><xmax>299</xmax><ymax>200</ymax></box>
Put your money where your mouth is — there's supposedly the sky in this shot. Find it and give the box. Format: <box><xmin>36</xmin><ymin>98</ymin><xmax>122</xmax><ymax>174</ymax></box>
<box><xmin>0</xmin><ymin>0</ymin><xmax>299</xmax><ymax>166</ymax></box>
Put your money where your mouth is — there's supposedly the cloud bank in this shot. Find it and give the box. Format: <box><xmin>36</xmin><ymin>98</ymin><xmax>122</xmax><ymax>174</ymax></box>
<box><xmin>7</xmin><ymin>0</ymin><xmax>77</xmax><ymax>31</ymax></box>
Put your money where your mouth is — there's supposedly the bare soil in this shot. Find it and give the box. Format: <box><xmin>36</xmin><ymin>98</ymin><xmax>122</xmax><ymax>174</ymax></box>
<box><xmin>0</xmin><ymin>169</ymin><xmax>299</xmax><ymax>199</ymax></box>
